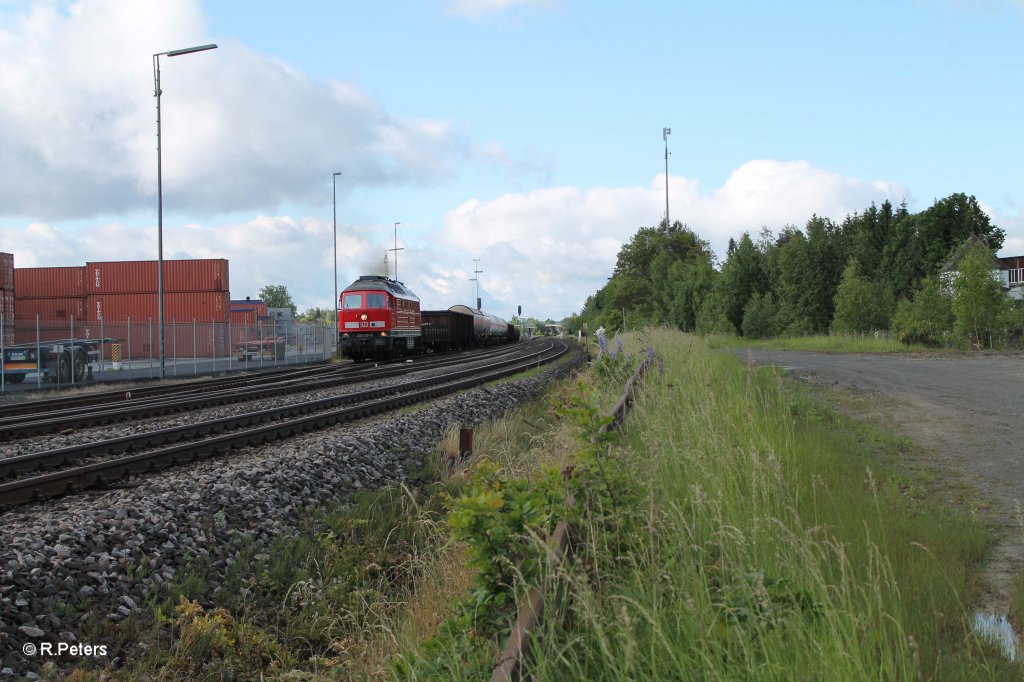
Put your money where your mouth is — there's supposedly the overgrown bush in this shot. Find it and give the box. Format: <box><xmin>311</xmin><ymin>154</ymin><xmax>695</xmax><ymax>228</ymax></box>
<box><xmin>831</xmin><ymin>259</ymin><xmax>894</xmax><ymax>334</ymax></box>
<box><xmin>741</xmin><ymin>292</ymin><xmax>778</xmax><ymax>339</ymax></box>
<box><xmin>891</xmin><ymin>276</ymin><xmax>954</xmax><ymax>346</ymax></box>
<box><xmin>396</xmin><ymin>380</ymin><xmax>642</xmax><ymax>679</ymax></box>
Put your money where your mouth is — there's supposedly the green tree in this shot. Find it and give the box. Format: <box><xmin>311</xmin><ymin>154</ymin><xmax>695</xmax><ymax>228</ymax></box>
<box><xmin>718</xmin><ymin>232</ymin><xmax>768</xmax><ymax>333</ymax></box>
<box><xmin>297</xmin><ymin>307</ymin><xmax>335</xmax><ymax>325</ymax></box>
<box><xmin>831</xmin><ymin>260</ymin><xmax>893</xmax><ymax>334</ymax></box>
<box><xmin>916</xmin><ymin>193</ymin><xmax>1005</xmax><ymax>277</ymax></box>
<box><xmin>741</xmin><ymin>292</ymin><xmax>778</xmax><ymax>339</ymax></box>
<box><xmin>951</xmin><ymin>241</ymin><xmax>1008</xmax><ymax>348</ymax></box>
<box><xmin>890</xmin><ymin>276</ymin><xmax>954</xmax><ymax>346</ymax></box>
<box><xmin>695</xmin><ymin>282</ymin><xmax>735</xmax><ymax>335</ymax></box>
<box><xmin>259</xmin><ymin>284</ymin><xmax>297</xmax><ymax>316</ymax></box>
<box><xmin>878</xmin><ymin>201</ymin><xmax>920</xmax><ymax>300</ymax></box>
<box><xmin>774</xmin><ymin>216</ymin><xmax>846</xmax><ymax>334</ymax></box>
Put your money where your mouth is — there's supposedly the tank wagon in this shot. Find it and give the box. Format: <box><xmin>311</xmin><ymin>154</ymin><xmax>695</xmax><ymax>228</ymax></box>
<box><xmin>338</xmin><ymin>275</ymin><xmax>519</xmax><ymax>361</ymax></box>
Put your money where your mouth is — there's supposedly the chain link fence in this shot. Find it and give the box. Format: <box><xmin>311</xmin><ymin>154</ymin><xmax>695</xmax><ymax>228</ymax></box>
<box><xmin>2</xmin><ymin>316</ymin><xmax>336</xmax><ymax>387</ymax></box>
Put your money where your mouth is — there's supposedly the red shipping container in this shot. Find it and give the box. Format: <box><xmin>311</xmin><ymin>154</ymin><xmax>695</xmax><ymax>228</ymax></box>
<box><xmin>74</xmin><ymin>321</ymin><xmax>229</xmax><ymax>361</ymax></box>
<box><xmin>230</xmin><ymin>299</ymin><xmax>268</xmax><ymax>317</ymax></box>
<box><xmin>85</xmin><ymin>259</ymin><xmax>229</xmax><ymax>294</ymax></box>
<box><xmin>86</xmin><ymin>291</ymin><xmax>228</xmax><ymax>324</ymax></box>
<box><xmin>14</xmin><ymin>297</ymin><xmax>86</xmax><ymax>321</ymax></box>
<box><xmin>0</xmin><ymin>290</ymin><xmax>13</xmax><ymax>346</ymax></box>
<box><xmin>14</xmin><ymin>267</ymin><xmax>85</xmax><ymax>298</ymax></box>
<box><xmin>0</xmin><ymin>253</ymin><xmax>13</xmax><ymax>291</ymax></box>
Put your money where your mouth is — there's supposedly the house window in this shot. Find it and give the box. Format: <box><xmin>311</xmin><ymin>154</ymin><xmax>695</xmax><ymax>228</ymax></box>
<box><xmin>1010</xmin><ymin>268</ymin><xmax>1022</xmax><ymax>285</ymax></box>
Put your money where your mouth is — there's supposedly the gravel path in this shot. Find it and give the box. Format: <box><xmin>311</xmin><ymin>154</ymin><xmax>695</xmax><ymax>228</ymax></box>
<box><xmin>0</xmin><ymin>352</ymin><xmax>582</xmax><ymax>677</ymax></box>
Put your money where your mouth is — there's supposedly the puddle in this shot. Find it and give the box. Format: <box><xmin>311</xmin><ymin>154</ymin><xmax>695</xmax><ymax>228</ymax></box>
<box><xmin>973</xmin><ymin>611</ymin><xmax>1019</xmax><ymax>662</ymax></box>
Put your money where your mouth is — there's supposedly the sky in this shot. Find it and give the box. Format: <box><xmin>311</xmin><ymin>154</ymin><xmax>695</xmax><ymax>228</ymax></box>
<box><xmin>0</xmin><ymin>0</ymin><xmax>1022</xmax><ymax>323</ymax></box>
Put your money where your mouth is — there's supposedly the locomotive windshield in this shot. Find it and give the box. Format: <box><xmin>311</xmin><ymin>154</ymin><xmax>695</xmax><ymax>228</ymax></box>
<box><xmin>343</xmin><ymin>292</ymin><xmax>388</xmax><ymax>309</ymax></box>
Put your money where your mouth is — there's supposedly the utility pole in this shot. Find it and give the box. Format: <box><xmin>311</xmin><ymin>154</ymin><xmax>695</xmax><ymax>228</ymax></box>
<box><xmin>472</xmin><ymin>259</ymin><xmax>483</xmax><ymax>308</ymax></box>
<box><xmin>663</xmin><ymin>126</ymin><xmax>671</xmax><ymax>233</ymax></box>
<box><xmin>332</xmin><ymin>171</ymin><xmax>341</xmax><ymax>343</ymax></box>
<box><xmin>388</xmin><ymin>222</ymin><xmax>404</xmax><ymax>281</ymax></box>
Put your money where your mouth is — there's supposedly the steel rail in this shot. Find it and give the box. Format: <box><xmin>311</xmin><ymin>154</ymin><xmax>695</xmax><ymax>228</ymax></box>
<box><xmin>0</xmin><ymin>342</ymin><xmax>523</xmax><ymax>420</ymax></box>
<box><xmin>0</xmin><ymin>343</ymin><xmax>536</xmax><ymax>440</ymax></box>
<box><xmin>0</xmin><ymin>364</ymin><xmax>336</xmax><ymax>419</ymax></box>
<box><xmin>0</xmin><ymin>340</ymin><xmax>574</xmax><ymax>509</ymax></box>
<box><xmin>0</xmin><ymin>340</ymin><xmax>560</xmax><ymax>480</ymax></box>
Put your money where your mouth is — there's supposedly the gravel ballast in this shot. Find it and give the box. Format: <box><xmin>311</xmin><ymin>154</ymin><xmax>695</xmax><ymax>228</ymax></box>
<box><xmin>0</xmin><ymin>355</ymin><xmax>581</xmax><ymax>675</ymax></box>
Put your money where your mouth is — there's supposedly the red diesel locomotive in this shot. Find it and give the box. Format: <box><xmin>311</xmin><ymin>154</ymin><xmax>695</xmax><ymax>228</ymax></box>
<box><xmin>337</xmin><ymin>275</ymin><xmax>519</xmax><ymax>361</ymax></box>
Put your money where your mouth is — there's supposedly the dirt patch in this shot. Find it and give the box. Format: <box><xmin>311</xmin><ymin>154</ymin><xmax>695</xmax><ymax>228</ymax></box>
<box><xmin>732</xmin><ymin>349</ymin><xmax>1024</xmax><ymax>616</ymax></box>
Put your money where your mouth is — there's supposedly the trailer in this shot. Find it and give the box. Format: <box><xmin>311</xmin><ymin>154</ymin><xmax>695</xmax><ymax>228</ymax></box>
<box><xmin>0</xmin><ymin>338</ymin><xmax>115</xmax><ymax>384</ymax></box>
<box><xmin>235</xmin><ymin>336</ymin><xmax>286</xmax><ymax>362</ymax></box>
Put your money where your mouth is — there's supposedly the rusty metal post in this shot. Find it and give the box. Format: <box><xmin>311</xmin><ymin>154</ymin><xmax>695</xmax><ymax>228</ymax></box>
<box><xmin>459</xmin><ymin>427</ymin><xmax>474</xmax><ymax>458</ymax></box>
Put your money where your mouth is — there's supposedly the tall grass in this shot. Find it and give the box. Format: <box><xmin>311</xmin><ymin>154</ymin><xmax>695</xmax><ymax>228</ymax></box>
<box><xmin>525</xmin><ymin>329</ymin><xmax>1007</xmax><ymax>680</ymax></box>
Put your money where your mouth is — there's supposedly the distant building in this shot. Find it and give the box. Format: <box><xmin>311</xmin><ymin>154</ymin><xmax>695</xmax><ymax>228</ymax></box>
<box><xmin>996</xmin><ymin>256</ymin><xmax>1023</xmax><ymax>301</ymax></box>
<box><xmin>941</xmin><ymin>236</ymin><xmax>1022</xmax><ymax>300</ymax></box>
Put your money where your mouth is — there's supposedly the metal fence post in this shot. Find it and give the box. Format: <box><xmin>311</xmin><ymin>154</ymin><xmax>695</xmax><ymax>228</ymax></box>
<box><xmin>35</xmin><ymin>315</ymin><xmax>41</xmax><ymax>388</ymax></box>
<box><xmin>70</xmin><ymin>315</ymin><xmax>76</xmax><ymax>386</ymax></box>
<box><xmin>172</xmin><ymin>318</ymin><xmax>178</xmax><ymax>377</ymax></box>
<box><xmin>148</xmin><ymin>317</ymin><xmax>153</xmax><ymax>379</ymax></box>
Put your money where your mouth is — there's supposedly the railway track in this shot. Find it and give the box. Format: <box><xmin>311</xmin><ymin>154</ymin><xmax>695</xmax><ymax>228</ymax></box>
<box><xmin>0</xmin><ymin>343</ymin><xmax>535</xmax><ymax>440</ymax></box>
<box><xmin>0</xmin><ymin>363</ymin><xmax>334</xmax><ymax>419</ymax></box>
<box><xmin>0</xmin><ymin>338</ymin><xmax>573</xmax><ymax>509</ymax></box>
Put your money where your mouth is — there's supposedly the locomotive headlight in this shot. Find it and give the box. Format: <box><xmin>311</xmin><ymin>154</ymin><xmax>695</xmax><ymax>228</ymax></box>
<box><xmin>360</xmin><ymin>314</ymin><xmax>368</xmax><ymax>321</ymax></box>
<box><xmin>380</xmin><ymin>332</ymin><xmax>386</xmax><ymax>336</ymax></box>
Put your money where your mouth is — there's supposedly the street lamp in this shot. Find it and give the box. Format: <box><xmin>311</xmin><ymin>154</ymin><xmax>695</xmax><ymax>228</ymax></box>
<box><xmin>663</xmin><ymin>126</ymin><xmax>671</xmax><ymax>233</ymax></box>
<box><xmin>153</xmin><ymin>42</ymin><xmax>217</xmax><ymax>380</ymax></box>
<box><xmin>332</xmin><ymin>171</ymin><xmax>341</xmax><ymax>350</ymax></box>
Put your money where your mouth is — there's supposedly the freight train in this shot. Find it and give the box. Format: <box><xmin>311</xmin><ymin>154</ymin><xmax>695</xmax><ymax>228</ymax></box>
<box><xmin>338</xmin><ymin>275</ymin><xmax>520</xmax><ymax>361</ymax></box>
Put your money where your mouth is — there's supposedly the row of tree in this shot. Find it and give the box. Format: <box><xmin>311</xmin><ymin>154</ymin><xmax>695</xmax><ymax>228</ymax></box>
<box><xmin>562</xmin><ymin>193</ymin><xmax>1023</xmax><ymax>348</ymax></box>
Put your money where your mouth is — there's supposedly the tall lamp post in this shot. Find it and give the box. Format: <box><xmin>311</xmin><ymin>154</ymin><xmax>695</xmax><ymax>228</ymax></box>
<box><xmin>153</xmin><ymin>42</ymin><xmax>217</xmax><ymax>380</ymax></box>
<box><xmin>332</xmin><ymin>171</ymin><xmax>342</xmax><ymax>349</ymax></box>
<box><xmin>663</xmin><ymin>126</ymin><xmax>671</xmax><ymax>233</ymax></box>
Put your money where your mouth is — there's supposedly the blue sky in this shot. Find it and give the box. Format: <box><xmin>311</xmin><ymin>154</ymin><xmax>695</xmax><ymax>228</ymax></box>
<box><xmin>0</xmin><ymin>0</ymin><xmax>1021</xmax><ymax>321</ymax></box>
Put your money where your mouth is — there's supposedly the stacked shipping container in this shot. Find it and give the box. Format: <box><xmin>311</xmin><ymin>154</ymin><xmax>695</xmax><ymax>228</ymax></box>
<box><xmin>229</xmin><ymin>298</ymin><xmax>269</xmax><ymax>326</ymax></box>
<box><xmin>14</xmin><ymin>267</ymin><xmax>86</xmax><ymax>325</ymax></box>
<box><xmin>0</xmin><ymin>253</ymin><xmax>13</xmax><ymax>346</ymax></box>
<box><xmin>13</xmin><ymin>259</ymin><xmax>230</xmax><ymax>359</ymax></box>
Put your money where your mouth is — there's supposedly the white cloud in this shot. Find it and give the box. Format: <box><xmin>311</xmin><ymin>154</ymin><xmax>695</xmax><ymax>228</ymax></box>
<box><xmin>444</xmin><ymin>0</ymin><xmax>558</xmax><ymax>19</ymax></box>
<box><xmin>431</xmin><ymin>160</ymin><xmax>908</xmax><ymax>317</ymax></box>
<box><xmin>0</xmin><ymin>213</ymin><xmax>380</xmax><ymax>314</ymax></box>
<box><xmin>0</xmin><ymin>160</ymin><xmax>944</xmax><ymax>322</ymax></box>
<box><xmin>0</xmin><ymin>0</ymin><xmax>473</xmax><ymax>220</ymax></box>
<box><xmin>978</xmin><ymin>200</ymin><xmax>1024</xmax><ymax>256</ymax></box>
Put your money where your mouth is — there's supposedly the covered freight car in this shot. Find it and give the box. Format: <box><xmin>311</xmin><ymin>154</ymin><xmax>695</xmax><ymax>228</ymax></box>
<box><xmin>448</xmin><ymin>305</ymin><xmax>508</xmax><ymax>346</ymax></box>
